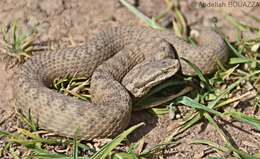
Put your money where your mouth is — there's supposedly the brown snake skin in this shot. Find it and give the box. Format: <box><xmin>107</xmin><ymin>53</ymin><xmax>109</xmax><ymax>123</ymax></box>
<box><xmin>13</xmin><ymin>26</ymin><xmax>229</xmax><ymax>140</ymax></box>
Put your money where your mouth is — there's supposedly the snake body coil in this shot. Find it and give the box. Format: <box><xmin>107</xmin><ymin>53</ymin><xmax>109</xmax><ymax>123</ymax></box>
<box><xmin>13</xmin><ymin>26</ymin><xmax>228</xmax><ymax>139</ymax></box>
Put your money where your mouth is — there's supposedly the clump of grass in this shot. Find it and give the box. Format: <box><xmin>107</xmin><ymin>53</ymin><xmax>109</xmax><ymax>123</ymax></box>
<box><xmin>0</xmin><ymin>117</ymin><xmax>146</xmax><ymax>158</ymax></box>
<box><xmin>0</xmin><ymin>21</ymin><xmax>39</xmax><ymax>68</ymax></box>
<box><xmin>52</xmin><ymin>74</ymin><xmax>91</xmax><ymax>101</ymax></box>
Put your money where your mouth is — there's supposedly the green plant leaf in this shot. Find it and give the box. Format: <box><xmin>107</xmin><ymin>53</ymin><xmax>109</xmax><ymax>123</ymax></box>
<box><xmin>224</xmin><ymin>109</ymin><xmax>260</xmax><ymax>131</ymax></box>
<box><xmin>90</xmin><ymin>122</ymin><xmax>145</xmax><ymax>159</ymax></box>
<box><xmin>181</xmin><ymin>57</ymin><xmax>212</xmax><ymax>91</ymax></box>
<box><xmin>176</xmin><ymin>96</ymin><xmax>224</xmax><ymax>118</ymax></box>
<box><xmin>119</xmin><ymin>0</ymin><xmax>164</xmax><ymax>30</ymax></box>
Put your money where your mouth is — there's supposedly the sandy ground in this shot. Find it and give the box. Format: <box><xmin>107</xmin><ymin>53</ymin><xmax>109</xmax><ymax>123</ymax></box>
<box><xmin>0</xmin><ymin>0</ymin><xmax>259</xmax><ymax>158</ymax></box>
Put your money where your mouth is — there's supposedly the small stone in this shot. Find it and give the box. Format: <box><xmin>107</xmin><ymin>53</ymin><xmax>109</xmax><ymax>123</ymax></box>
<box><xmin>190</xmin><ymin>29</ymin><xmax>200</xmax><ymax>39</ymax></box>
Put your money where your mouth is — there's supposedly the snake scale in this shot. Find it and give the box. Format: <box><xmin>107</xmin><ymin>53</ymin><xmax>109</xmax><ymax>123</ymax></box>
<box><xmin>13</xmin><ymin>26</ymin><xmax>229</xmax><ymax>140</ymax></box>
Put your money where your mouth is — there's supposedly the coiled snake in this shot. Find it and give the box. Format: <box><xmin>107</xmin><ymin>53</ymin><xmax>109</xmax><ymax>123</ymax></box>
<box><xmin>13</xmin><ymin>26</ymin><xmax>229</xmax><ymax>140</ymax></box>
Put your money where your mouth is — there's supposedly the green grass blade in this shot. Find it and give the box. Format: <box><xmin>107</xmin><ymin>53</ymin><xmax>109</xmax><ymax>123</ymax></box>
<box><xmin>30</xmin><ymin>148</ymin><xmax>88</xmax><ymax>159</ymax></box>
<box><xmin>8</xmin><ymin>138</ymin><xmax>60</xmax><ymax>146</ymax></box>
<box><xmin>225</xmin><ymin>14</ymin><xmax>247</xmax><ymax>31</ymax></box>
<box><xmin>9</xmin><ymin>147</ymin><xmax>20</xmax><ymax>159</ymax></box>
<box><xmin>90</xmin><ymin>122</ymin><xmax>145</xmax><ymax>159</ymax></box>
<box><xmin>187</xmin><ymin>139</ymin><xmax>229</xmax><ymax>152</ymax></box>
<box><xmin>17</xmin><ymin>111</ymin><xmax>38</xmax><ymax>131</ymax></box>
<box><xmin>242</xmin><ymin>10</ymin><xmax>260</xmax><ymax>23</ymax></box>
<box><xmin>112</xmin><ymin>152</ymin><xmax>138</xmax><ymax>159</ymax></box>
<box><xmin>167</xmin><ymin>112</ymin><xmax>202</xmax><ymax>138</ymax></box>
<box><xmin>203</xmin><ymin>113</ymin><xmax>230</xmax><ymax>144</ymax></box>
<box><xmin>208</xmin><ymin>78</ymin><xmax>243</xmax><ymax>109</ymax></box>
<box><xmin>72</xmin><ymin>128</ymin><xmax>82</xmax><ymax>159</ymax></box>
<box><xmin>73</xmin><ymin>138</ymin><xmax>79</xmax><ymax>159</ymax></box>
<box><xmin>140</xmin><ymin>142</ymin><xmax>178</xmax><ymax>156</ymax></box>
<box><xmin>224</xmin><ymin>109</ymin><xmax>260</xmax><ymax>131</ymax></box>
<box><xmin>134</xmin><ymin>79</ymin><xmax>188</xmax><ymax>107</ymax></box>
<box><xmin>1</xmin><ymin>27</ymin><xmax>9</xmax><ymax>44</ymax></box>
<box><xmin>17</xmin><ymin>128</ymin><xmax>39</xmax><ymax>139</ymax></box>
<box><xmin>189</xmin><ymin>139</ymin><xmax>258</xmax><ymax>159</ymax></box>
<box><xmin>12</xmin><ymin>21</ymin><xmax>17</xmax><ymax>50</ymax></box>
<box><xmin>209</xmin><ymin>70</ymin><xmax>260</xmax><ymax>109</ymax></box>
<box><xmin>229</xmin><ymin>57</ymin><xmax>252</xmax><ymax>64</ymax></box>
<box><xmin>225</xmin><ymin>144</ymin><xmax>259</xmax><ymax>159</ymax></box>
<box><xmin>149</xmin><ymin>107</ymin><xmax>169</xmax><ymax>115</ymax></box>
<box><xmin>119</xmin><ymin>0</ymin><xmax>164</xmax><ymax>30</ymax></box>
<box><xmin>176</xmin><ymin>96</ymin><xmax>224</xmax><ymax>118</ymax></box>
<box><xmin>187</xmin><ymin>36</ymin><xmax>197</xmax><ymax>47</ymax></box>
<box><xmin>180</xmin><ymin>58</ymin><xmax>212</xmax><ymax>90</ymax></box>
<box><xmin>0</xmin><ymin>130</ymin><xmax>12</xmax><ymax>137</ymax></box>
<box><xmin>173</xmin><ymin>8</ymin><xmax>187</xmax><ymax>38</ymax></box>
<box><xmin>224</xmin><ymin>38</ymin><xmax>245</xmax><ymax>58</ymax></box>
